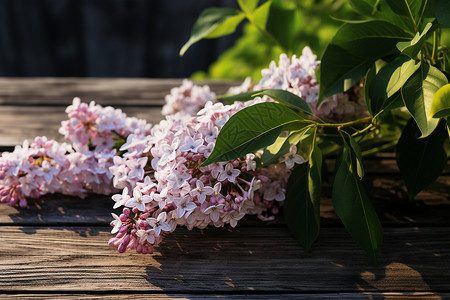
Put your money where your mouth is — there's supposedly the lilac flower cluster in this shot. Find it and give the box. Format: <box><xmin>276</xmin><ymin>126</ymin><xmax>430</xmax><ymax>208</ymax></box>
<box><xmin>231</xmin><ymin>47</ymin><xmax>368</xmax><ymax>121</ymax></box>
<box><xmin>108</xmin><ymin>97</ymin><xmax>305</xmax><ymax>254</ymax></box>
<box><xmin>162</xmin><ymin>79</ymin><xmax>216</xmax><ymax>117</ymax></box>
<box><xmin>0</xmin><ymin>47</ymin><xmax>368</xmax><ymax>255</ymax></box>
<box><xmin>0</xmin><ymin>98</ymin><xmax>151</xmax><ymax>207</ymax></box>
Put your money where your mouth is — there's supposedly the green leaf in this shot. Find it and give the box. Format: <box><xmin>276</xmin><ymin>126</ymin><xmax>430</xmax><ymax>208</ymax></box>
<box><xmin>375</xmin><ymin>0</ymin><xmax>417</xmax><ymax>34</ymax></box>
<box><xmin>396</xmin><ymin>118</ymin><xmax>450</xmax><ymax>199</ymax></box>
<box><xmin>333</xmin><ymin>145</ymin><xmax>383</xmax><ymax>263</ymax></box>
<box><xmin>265</xmin><ymin>2</ymin><xmax>301</xmax><ymax>52</ymax></box>
<box><xmin>202</xmin><ymin>102</ymin><xmax>306</xmax><ymax>165</ymax></box>
<box><xmin>431</xmin><ymin>84</ymin><xmax>450</xmax><ymax>118</ymax></box>
<box><xmin>447</xmin><ymin>117</ymin><xmax>450</xmax><ymax>136</ymax></box>
<box><xmin>284</xmin><ymin>137</ymin><xmax>322</xmax><ymax>254</ymax></box>
<box><xmin>218</xmin><ymin>90</ymin><xmax>266</xmax><ymax>104</ymax></box>
<box><xmin>252</xmin><ymin>89</ymin><xmax>313</xmax><ymax>115</ymax></box>
<box><xmin>285</xmin><ymin>164</ymin><xmax>320</xmax><ymax>254</ymax></box>
<box><xmin>259</xmin><ymin>127</ymin><xmax>312</xmax><ymax>166</ymax></box>
<box><xmin>385</xmin><ymin>0</ymin><xmax>423</xmax><ymax>16</ymax></box>
<box><xmin>397</xmin><ymin>22</ymin><xmax>435</xmax><ymax>59</ymax></box>
<box><xmin>308</xmin><ymin>137</ymin><xmax>322</xmax><ymax>223</ymax></box>
<box><xmin>342</xmin><ymin>131</ymin><xmax>365</xmax><ymax>179</ymax></box>
<box><xmin>319</xmin><ymin>20</ymin><xmax>411</xmax><ymax>102</ymax></box>
<box><xmin>401</xmin><ymin>64</ymin><xmax>449</xmax><ymax>137</ymax></box>
<box><xmin>434</xmin><ymin>0</ymin><xmax>450</xmax><ymax>27</ymax></box>
<box><xmin>219</xmin><ymin>89</ymin><xmax>313</xmax><ymax>115</ymax></box>
<box><xmin>348</xmin><ymin>0</ymin><xmax>380</xmax><ymax>16</ymax></box>
<box><xmin>180</xmin><ymin>7</ymin><xmax>244</xmax><ymax>56</ymax></box>
<box><xmin>330</xmin><ymin>21</ymin><xmax>411</xmax><ymax>59</ymax></box>
<box><xmin>251</xmin><ymin>0</ymin><xmax>271</xmax><ymax>28</ymax></box>
<box><xmin>319</xmin><ymin>44</ymin><xmax>373</xmax><ymax>101</ymax></box>
<box><xmin>238</xmin><ymin>0</ymin><xmax>259</xmax><ymax>14</ymax></box>
<box><xmin>368</xmin><ymin>55</ymin><xmax>421</xmax><ymax>116</ymax></box>
<box><xmin>364</xmin><ymin>59</ymin><xmax>388</xmax><ymax>116</ymax></box>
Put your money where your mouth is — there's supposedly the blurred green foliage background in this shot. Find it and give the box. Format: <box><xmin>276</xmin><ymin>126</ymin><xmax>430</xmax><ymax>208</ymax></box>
<box><xmin>190</xmin><ymin>0</ymin><xmax>450</xmax><ymax>82</ymax></box>
<box><xmin>191</xmin><ymin>0</ymin><xmax>360</xmax><ymax>81</ymax></box>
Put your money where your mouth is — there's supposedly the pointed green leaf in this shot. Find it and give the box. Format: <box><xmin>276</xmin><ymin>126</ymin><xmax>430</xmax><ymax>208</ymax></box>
<box><xmin>319</xmin><ymin>21</ymin><xmax>411</xmax><ymax>102</ymax></box>
<box><xmin>330</xmin><ymin>21</ymin><xmax>411</xmax><ymax>59</ymax></box>
<box><xmin>396</xmin><ymin>118</ymin><xmax>450</xmax><ymax>199</ymax></box>
<box><xmin>285</xmin><ymin>138</ymin><xmax>322</xmax><ymax>254</ymax></box>
<box><xmin>265</xmin><ymin>2</ymin><xmax>301</xmax><ymax>52</ymax></box>
<box><xmin>434</xmin><ymin>0</ymin><xmax>450</xmax><ymax>27</ymax></box>
<box><xmin>342</xmin><ymin>131</ymin><xmax>365</xmax><ymax>179</ymax></box>
<box><xmin>385</xmin><ymin>0</ymin><xmax>423</xmax><ymax>18</ymax></box>
<box><xmin>333</xmin><ymin>145</ymin><xmax>383</xmax><ymax>263</ymax></box>
<box><xmin>447</xmin><ymin>117</ymin><xmax>450</xmax><ymax>136</ymax></box>
<box><xmin>308</xmin><ymin>138</ymin><xmax>322</xmax><ymax>223</ymax></box>
<box><xmin>220</xmin><ymin>89</ymin><xmax>313</xmax><ymax>115</ymax></box>
<box><xmin>238</xmin><ymin>0</ymin><xmax>259</xmax><ymax>14</ymax></box>
<box><xmin>401</xmin><ymin>64</ymin><xmax>449</xmax><ymax>137</ymax></box>
<box><xmin>348</xmin><ymin>0</ymin><xmax>380</xmax><ymax>16</ymax></box>
<box><xmin>252</xmin><ymin>0</ymin><xmax>271</xmax><ymax>28</ymax></box>
<box><xmin>202</xmin><ymin>102</ymin><xmax>306</xmax><ymax>166</ymax></box>
<box><xmin>431</xmin><ymin>84</ymin><xmax>450</xmax><ymax>118</ymax></box>
<box><xmin>375</xmin><ymin>1</ymin><xmax>417</xmax><ymax>34</ymax></box>
<box><xmin>252</xmin><ymin>89</ymin><xmax>313</xmax><ymax>115</ymax></box>
<box><xmin>368</xmin><ymin>55</ymin><xmax>421</xmax><ymax>116</ymax></box>
<box><xmin>319</xmin><ymin>44</ymin><xmax>373</xmax><ymax>101</ymax></box>
<box><xmin>364</xmin><ymin>59</ymin><xmax>388</xmax><ymax>116</ymax></box>
<box><xmin>180</xmin><ymin>7</ymin><xmax>244</xmax><ymax>56</ymax></box>
<box><xmin>397</xmin><ymin>22</ymin><xmax>435</xmax><ymax>59</ymax></box>
<box><xmin>259</xmin><ymin>127</ymin><xmax>311</xmax><ymax>166</ymax></box>
<box><xmin>218</xmin><ymin>90</ymin><xmax>266</xmax><ymax>104</ymax></box>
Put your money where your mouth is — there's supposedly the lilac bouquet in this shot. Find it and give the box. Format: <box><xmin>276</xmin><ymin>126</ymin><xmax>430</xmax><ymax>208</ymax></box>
<box><xmin>0</xmin><ymin>48</ymin><xmax>368</xmax><ymax>254</ymax></box>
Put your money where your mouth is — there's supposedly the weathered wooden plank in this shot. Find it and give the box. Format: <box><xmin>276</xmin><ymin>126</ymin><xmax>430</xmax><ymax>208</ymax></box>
<box><xmin>0</xmin><ymin>175</ymin><xmax>448</xmax><ymax>226</ymax></box>
<box><xmin>0</xmin><ymin>292</ymin><xmax>446</xmax><ymax>299</ymax></box>
<box><xmin>0</xmin><ymin>226</ymin><xmax>449</xmax><ymax>292</ymax></box>
<box><xmin>0</xmin><ymin>105</ymin><xmax>164</xmax><ymax>146</ymax></box>
<box><xmin>0</xmin><ymin>78</ymin><xmax>236</xmax><ymax>106</ymax></box>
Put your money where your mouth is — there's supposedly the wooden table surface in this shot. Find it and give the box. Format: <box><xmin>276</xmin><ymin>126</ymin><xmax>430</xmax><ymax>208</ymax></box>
<box><xmin>0</xmin><ymin>78</ymin><xmax>449</xmax><ymax>299</ymax></box>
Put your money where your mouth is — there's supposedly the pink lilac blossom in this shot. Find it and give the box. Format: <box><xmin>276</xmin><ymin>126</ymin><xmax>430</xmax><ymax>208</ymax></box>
<box><xmin>108</xmin><ymin>97</ymin><xmax>305</xmax><ymax>254</ymax></box>
<box><xmin>162</xmin><ymin>79</ymin><xmax>216</xmax><ymax>117</ymax></box>
<box><xmin>229</xmin><ymin>47</ymin><xmax>368</xmax><ymax>121</ymax></box>
<box><xmin>0</xmin><ymin>98</ymin><xmax>152</xmax><ymax>207</ymax></box>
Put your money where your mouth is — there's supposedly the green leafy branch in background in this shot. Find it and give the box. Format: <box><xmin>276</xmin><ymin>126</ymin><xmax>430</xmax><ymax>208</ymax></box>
<box><xmin>183</xmin><ymin>0</ymin><xmax>450</xmax><ymax>263</ymax></box>
<box><xmin>181</xmin><ymin>0</ymin><xmax>359</xmax><ymax>81</ymax></box>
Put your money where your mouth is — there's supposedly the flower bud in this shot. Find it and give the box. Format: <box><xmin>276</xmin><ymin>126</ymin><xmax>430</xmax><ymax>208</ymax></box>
<box><xmin>118</xmin><ymin>243</ymin><xmax>127</xmax><ymax>253</ymax></box>
<box><xmin>19</xmin><ymin>197</ymin><xmax>28</xmax><ymax>208</ymax></box>
<box><xmin>122</xmin><ymin>234</ymin><xmax>131</xmax><ymax>247</ymax></box>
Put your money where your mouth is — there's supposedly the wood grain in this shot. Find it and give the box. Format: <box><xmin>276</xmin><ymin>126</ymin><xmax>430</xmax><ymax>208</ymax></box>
<box><xmin>0</xmin><ymin>105</ymin><xmax>164</xmax><ymax>146</ymax></box>
<box><xmin>0</xmin><ymin>78</ymin><xmax>449</xmax><ymax>298</ymax></box>
<box><xmin>0</xmin><ymin>227</ymin><xmax>449</xmax><ymax>292</ymax></box>
<box><xmin>0</xmin><ymin>292</ymin><xmax>446</xmax><ymax>299</ymax></box>
<box><xmin>0</xmin><ymin>175</ymin><xmax>448</xmax><ymax>227</ymax></box>
<box><xmin>0</xmin><ymin>78</ymin><xmax>236</xmax><ymax>106</ymax></box>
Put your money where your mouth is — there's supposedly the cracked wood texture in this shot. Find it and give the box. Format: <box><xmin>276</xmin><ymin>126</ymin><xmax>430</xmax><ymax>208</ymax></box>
<box><xmin>0</xmin><ymin>78</ymin><xmax>449</xmax><ymax>299</ymax></box>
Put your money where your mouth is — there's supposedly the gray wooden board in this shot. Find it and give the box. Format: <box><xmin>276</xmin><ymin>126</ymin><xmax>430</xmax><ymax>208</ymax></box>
<box><xmin>0</xmin><ymin>226</ymin><xmax>449</xmax><ymax>292</ymax></box>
